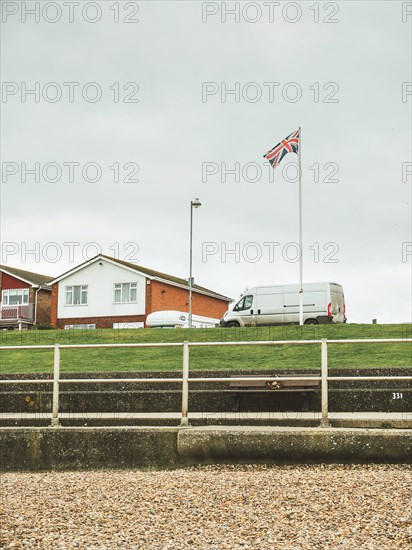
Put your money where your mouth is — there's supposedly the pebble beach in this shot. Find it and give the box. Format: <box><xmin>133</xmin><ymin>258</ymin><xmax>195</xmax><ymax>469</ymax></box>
<box><xmin>1</xmin><ymin>464</ymin><xmax>411</xmax><ymax>549</ymax></box>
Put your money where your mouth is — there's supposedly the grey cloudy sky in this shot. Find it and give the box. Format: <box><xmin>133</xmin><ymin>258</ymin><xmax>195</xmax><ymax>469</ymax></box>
<box><xmin>1</xmin><ymin>0</ymin><xmax>411</xmax><ymax>323</ymax></box>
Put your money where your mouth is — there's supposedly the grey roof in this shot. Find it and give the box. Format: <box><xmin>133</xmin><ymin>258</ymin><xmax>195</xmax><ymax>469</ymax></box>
<box><xmin>0</xmin><ymin>265</ymin><xmax>53</xmax><ymax>288</ymax></box>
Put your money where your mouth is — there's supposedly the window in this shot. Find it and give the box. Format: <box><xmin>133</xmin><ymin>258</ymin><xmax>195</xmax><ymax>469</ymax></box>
<box><xmin>65</xmin><ymin>285</ymin><xmax>88</xmax><ymax>305</ymax></box>
<box><xmin>114</xmin><ymin>282</ymin><xmax>137</xmax><ymax>303</ymax></box>
<box><xmin>233</xmin><ymin>295</ymin><xmax>253</xmax><ymax>311</ymax></box>
<box><xmin>2</xmin><ymin>289</ymin><xmax>29</xmax><ymax>305</ymax></box>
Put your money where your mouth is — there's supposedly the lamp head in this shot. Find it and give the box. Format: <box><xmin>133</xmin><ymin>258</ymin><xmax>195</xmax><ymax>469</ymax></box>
<box><xmin>191</xmin><ymin>198</ymin><xmax>202</xmax><ymax>208</ymax></box>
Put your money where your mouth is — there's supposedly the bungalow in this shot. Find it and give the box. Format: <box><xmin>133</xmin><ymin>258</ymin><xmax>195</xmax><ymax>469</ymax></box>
<box><xmin>0</xmin><ymin>265</ymin><xmax>53</xmax><ymax>329</ymax></box>
<box><xmin>49</xmin><ymin>254</ymin><xmax>232</xmax><ymax>329</ymax></box>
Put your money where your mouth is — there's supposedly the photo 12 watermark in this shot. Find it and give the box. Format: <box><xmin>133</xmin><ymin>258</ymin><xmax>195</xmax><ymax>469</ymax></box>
<box><xmin>202</xmin><ymin>241</ymin><xmax>340</xmax><ymax>264</ymax></box>
<box><xmin>1</xmin><ymin>241</ymin><xmax>140</xmax><ymax>264</ymax></box>
<box><xmin>202</xmin><ymin>81</ymin><xmax>340</xmax><ymax>103</ymax></box>
<box><xmin>402</xmin><ymin>82</ymin><xmax>412</xmax><ymax>103</ymax></box>
<box><xmin>202</xmin><ymin>161</ymin><xmax>339</xmax><ymax>184</ymax></box>
<box><xmin>401</xmin><ymin>242</ymin><xmax>411</xmax><ymax>263</ymax></box>
<box><xmin>1</xmin><ymin>1</ymin><xmax>140</xmax><ymax>24</ymax></box>
<box><xmin>402</xmin><ymin>2</ymin><xmax>412</xmax><ymax>22</ymax></box>
<box><xmin>2</xmin><ymin>162</ymin><xmax>140</xmax><ymax>183</ymax></box>
<box><xmin>402</xmin><ymin>162</ymin><xmax>411</xmax><ymax>182</ymax></box>
<box><xmin>201</xmin><ymin>2</ymin><xmax>340</xmax><ymax>24</ymax></box>
<box><xmin>1</xmin><ymin>82</ymin><xmax>139</xmax><ymax>103</ymax></box>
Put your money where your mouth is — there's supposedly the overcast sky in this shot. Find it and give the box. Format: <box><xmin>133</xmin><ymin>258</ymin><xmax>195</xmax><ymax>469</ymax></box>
<box><xmin>1</xmin><ymin>0</ymin><xmax>411</xmax><ymax>323</ymax></box>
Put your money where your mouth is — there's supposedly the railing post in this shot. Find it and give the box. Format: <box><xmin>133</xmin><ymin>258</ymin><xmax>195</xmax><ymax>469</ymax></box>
<box><xmin>51</xmin><ymin>344</ymin><xmax>60</xmax><ymax>427</ymax></box>
<box><xmin>320</xmin><ymin>338</ymin><xmax>330</xmax><ymax>427</ymax></box>
<box><xmin>180</xmin><ymin>341</ymin><xmax>190</xmax><ymax>426</ymax></box>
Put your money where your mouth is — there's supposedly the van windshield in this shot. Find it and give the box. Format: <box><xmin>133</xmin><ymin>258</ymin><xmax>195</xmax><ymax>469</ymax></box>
<box><xmin>234</xmin><ymin>295</ymin><xmax>253</xmax><ymax>311</ymax></box>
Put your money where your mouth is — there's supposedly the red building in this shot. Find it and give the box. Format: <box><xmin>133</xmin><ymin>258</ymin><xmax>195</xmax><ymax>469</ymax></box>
<box><xmin>0</xmin><ymin>265</ymin><xmax>53</xmax><ymax>329</ymax></box>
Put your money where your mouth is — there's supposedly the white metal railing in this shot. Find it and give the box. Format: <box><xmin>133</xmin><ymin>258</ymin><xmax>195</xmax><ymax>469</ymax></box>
<box><xmin>0</xmin><ymin>338</ymin><xmax>411</xmax><ymax>428</ymax></box>
<box><xmin>0</xmin><ymin>304</ymin><xmax>34</xmax><ymax>321</ymax></box>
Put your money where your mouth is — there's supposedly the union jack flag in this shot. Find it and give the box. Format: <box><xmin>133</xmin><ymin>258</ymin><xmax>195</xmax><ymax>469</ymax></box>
<box><xmin>263</xmin><ymin>129</ymin><xmax>300</xmax><ymax>169</ymax></box>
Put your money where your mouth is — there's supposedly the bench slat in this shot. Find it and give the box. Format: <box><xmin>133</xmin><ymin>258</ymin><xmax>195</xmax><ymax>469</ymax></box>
<box><xmin>229</xmin><ymin>374</ymin><xmax>320</xmax><ymax>389</ymax></box>
<box><xmin>223</xmin><ymin>388</ymin><xmax>316</xmax><ymax>393</ymax></box>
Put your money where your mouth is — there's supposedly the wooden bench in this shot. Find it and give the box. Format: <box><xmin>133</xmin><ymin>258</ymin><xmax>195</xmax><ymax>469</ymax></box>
<box><xmin>226</xmin><ymin>374</ymin><xmax>320</xmax><ymax>412</ymax></box>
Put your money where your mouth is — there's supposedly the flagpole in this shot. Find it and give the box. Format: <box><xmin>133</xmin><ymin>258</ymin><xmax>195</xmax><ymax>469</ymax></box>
<box><xmin>298</xmin><ymin>126</ymin><xmax>303</xmax><ymax>326</ymax></box>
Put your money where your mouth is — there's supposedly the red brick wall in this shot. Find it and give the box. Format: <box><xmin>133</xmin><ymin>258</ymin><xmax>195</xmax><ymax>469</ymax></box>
<box><xmin>24</xmin><ymin>287</ymin><xmax>51</xmax><ymax>325</ymax></box>
<box><xmin>55</xmin><ymin>315</ymin><xmax>145</xmax><ymax>329</ymax></box>
<box><xmin>145</xmin><ymin>279</ymin><xmax>152</xmax><ymax>318</ymax></box>
<box><xmin>148</xmin><ymin>280</ymin><xmax>229</xmax><ymax>319</ymax></box>
<box><xmin>35</xmin><ymin>289</ymin><xmax>52</xmax><ymax>325</ymax></box>
<box><xmin>51</xmin><ymin>284</ymin><xmax>58</xmax><ymax>326</ymax></box>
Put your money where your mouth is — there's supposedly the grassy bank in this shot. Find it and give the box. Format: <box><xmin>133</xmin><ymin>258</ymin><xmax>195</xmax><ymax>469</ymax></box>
<box><xmin>0</xmin><ymin>323</ymin><xmax>410</xmax><ymax>374</ymax></box>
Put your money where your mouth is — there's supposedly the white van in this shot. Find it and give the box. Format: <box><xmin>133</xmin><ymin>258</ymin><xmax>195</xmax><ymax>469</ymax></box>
<box><xmin>220</xmin><ymin>282</ymin><xmax>346</xmax><ymax>327</ymax></box>
<box><xmin>146</xmin><ymin>310</ymin><xmax>219</xmax><ymax>328</ymax></box>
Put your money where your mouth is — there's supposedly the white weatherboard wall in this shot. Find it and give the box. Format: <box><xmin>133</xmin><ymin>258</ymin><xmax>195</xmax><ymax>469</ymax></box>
<box><xmin>57</xmin><ymin>259</ymin><xmax>146</xmax><ymax>319</ymax></box>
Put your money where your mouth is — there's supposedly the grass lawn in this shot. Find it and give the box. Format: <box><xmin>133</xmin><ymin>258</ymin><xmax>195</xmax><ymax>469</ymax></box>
<box><xmin>0</xmin><ymin>323</ymin><xmax>411</xmax><ymax>374</ymax></box>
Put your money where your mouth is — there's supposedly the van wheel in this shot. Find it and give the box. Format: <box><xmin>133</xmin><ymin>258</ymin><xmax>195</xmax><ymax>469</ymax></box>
<box><xmin>226</xmin><ymin>321</ymin><xmax>240</xmax><ymax>328</ymax></box>
<box><xmin>304</xmin><ymin>319</ymin><xmax>318</xmax><ymax>325</ymax></box>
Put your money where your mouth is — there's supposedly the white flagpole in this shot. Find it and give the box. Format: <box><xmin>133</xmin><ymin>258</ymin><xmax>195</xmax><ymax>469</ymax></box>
<box><xmin>298</xmin><ymin>126</ymin><xmax>303</xmax><ymax>326</ymax></box>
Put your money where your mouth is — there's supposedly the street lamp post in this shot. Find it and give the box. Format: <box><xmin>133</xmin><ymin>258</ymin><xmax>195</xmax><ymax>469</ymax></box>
<box><xmin>189</xmin><ymin>198</ymin><xmax>202</xmax><ymax>328</ymax></box>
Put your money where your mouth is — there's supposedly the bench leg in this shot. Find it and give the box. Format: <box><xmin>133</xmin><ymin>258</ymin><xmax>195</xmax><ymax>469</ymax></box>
<box><xmin>231</xmin><ymin>394</ymin><xmax>240</xmax><ymax>413</ymax></box>
<box><xmin>302</xmin><ymin>392</ymin><xmax>310</xmax><ymax>412</ymax></box>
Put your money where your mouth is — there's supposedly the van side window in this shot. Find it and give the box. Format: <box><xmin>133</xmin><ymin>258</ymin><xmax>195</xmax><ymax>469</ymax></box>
<box><xmin>243</xmin><ymin>295</ymin><xmax>253</xmax><ymax>310</ymax></box>
<box><xmin>234</xmin><ymin>295</ymin><xmax>253</xmax><ymax>311</ymax></box>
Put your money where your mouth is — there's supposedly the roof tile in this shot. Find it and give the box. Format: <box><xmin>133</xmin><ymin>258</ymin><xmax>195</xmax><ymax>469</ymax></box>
<box><xmin>0</xmin><ymin>265</ymin><xmax>53</xmax><ymax>287</ymax></box>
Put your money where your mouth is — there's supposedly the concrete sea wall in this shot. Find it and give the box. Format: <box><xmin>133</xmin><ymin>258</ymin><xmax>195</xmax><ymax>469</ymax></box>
<box><xmin>1</xmin><ymin>426</ymin><xmax>411</xmax><ymax>472</ymax></box>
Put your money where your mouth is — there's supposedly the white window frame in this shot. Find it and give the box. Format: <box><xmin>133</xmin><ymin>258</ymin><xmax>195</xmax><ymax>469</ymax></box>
<box><xmin>1</xmin><ymin>288</ymin><xmax>29</xmax><ymax>305</ymax></box>
<box><xmin>65</xmin><ymin>285</ymin><xmax>88</xmax><ymax>306</ymax></box>
<box><xmin>114</xmin><ymin>282</ymin><xmax>138</xmax><ymax>303</ymax></box>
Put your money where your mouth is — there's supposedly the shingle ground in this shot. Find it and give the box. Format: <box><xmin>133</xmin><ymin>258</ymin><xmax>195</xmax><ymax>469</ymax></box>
<box><xmin>1</xmin><ymin>464</ymin><xmax>411</xmax><ymax>549</ymax></box>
